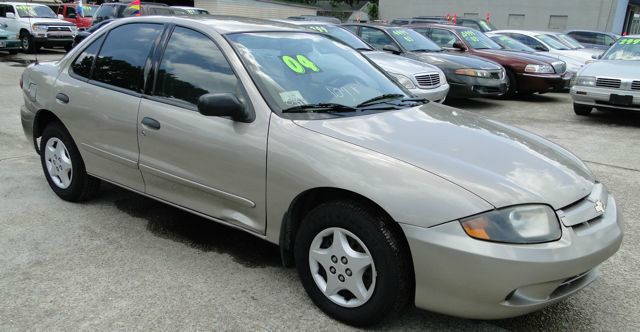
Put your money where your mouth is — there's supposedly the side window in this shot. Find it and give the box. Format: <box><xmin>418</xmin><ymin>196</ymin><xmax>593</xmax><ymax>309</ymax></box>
<box><xmin>460</xmin><ymin>20</ymin><xmax>479</xmax><ymax>30</ymax></box>
<box><xmin>343</xmin><ymin>25</ymin><xmax>358</xmax><ymax>34</ymax></box>
<box><xmin>602</xmin><ymin>34</ymin><xmax>616</xmax><ymax>46</ymax></box>
<box><xmin>66</xmin><ymin>6</ymin><xmax>76</xmax><ymax>17</ymax></box>
<box><xmin>430</xmin><ymin>29</ymin><xmax>458</xmax><ymax>48</ymax></box>
<box><xmin>93</xmin><ymin>23</ymin><xmax>163</xmax><ymax>92</ymax></box>
<box><xmin>71</xmin><ymin>35</ymin><xmax>105</xmax><ymax>79</ymax></box>
<box><xmin>154</xmin><ymin>27</ymin><xmax>239</xmax><ymax>107</ymax></box>
<box><xmin>360</xmin><ymin>27</ymin><xmax>395</xmax><ymax>50</ymax></box>
<box><xmin>0</xmin><ymin>4</ymin><xmax>15</xmax><ymax>17</ymax></box>
<box><xmin>510</xmin><ymin>33</ymin><xmax>543</xmax><ymax>49</ymax></box>
<box><xmin>412</xmin><ymin>27</ymin><xmax>429</xmax><ymax>37</ymax></box>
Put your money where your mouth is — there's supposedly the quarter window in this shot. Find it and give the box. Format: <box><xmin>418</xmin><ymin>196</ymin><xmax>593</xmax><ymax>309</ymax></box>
<box><xmin>154</xmin><ymin>27</ymin><xmax>239</xmax><ymax>107</ymax></box>
<box><xmin>92</xmin><ymin>23</ymin><xmax>163</xmax><ymax>92</ymax></box>
<box><xmin>71</xmin><ymin>35</ymin><xmax>105</xmax><ymax>79</ymax></box>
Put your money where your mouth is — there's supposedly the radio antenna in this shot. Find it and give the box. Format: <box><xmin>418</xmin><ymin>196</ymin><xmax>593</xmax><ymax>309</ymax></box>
<box><xmin>26</xmin><ymin>0</ymin><xmax>38</xmax><ymax>64</ymax></box>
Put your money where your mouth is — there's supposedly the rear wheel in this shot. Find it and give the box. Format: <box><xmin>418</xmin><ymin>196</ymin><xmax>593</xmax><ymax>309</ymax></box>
<box><xmin>294</xmin><ymin>200</ymin><xmax>412</xmax><ymax>327</ymax></box>
<box><xmin>573</xmin><ymin>103</ymin><xmax>593</xmax><ymax>116</ymax></box>
<box><xmin>40</xmin><ymin>122</ymin><xmax>100</xmax><ymax>202</ymax></box>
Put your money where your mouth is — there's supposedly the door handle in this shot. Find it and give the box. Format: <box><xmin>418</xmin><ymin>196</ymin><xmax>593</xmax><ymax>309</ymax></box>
<box><xmin>55</xmin><ymin>93</ymin><xmax>69</xmax><ymax>104</ymax></box>
<box><xmin>141</xmin><ymin>117</ymin><xmax>161</xmax><ymax>130</ymax></box>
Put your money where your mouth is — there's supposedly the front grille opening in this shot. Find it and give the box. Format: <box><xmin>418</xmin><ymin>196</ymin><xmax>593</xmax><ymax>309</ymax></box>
<box><xmin>550</xmin><ymin>270</ymin><xmax>591</xmax><ymax>298</ymax></box>
<box><xmin>596</xmin><ymin>78</ymin><xmax>622</xmax><ymax>88</ymax></box>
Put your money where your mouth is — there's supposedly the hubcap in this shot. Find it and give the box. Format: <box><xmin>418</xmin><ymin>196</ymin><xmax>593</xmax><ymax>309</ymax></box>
<box><xmin>308</xmin><ymin>227</ymin><xmax>377</xmax><ymax>308</ymax></box>
<box><xmin>21</xmin><ymin>37</ymin><xmax>29</xmax><ymax>50</ymax></box>
<box><xmin>44</xmin><ymin>138</ymin><xmax>73</xmax><ymax>189</ymax></box>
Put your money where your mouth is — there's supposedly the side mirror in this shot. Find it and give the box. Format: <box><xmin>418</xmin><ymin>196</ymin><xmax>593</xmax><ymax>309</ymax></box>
<box><xmin>6</xmin><ymin>12</ymin><xmax>15</xmax><ymax>19</ymax></box>
<box><xmin>592</xmin><ymin>54</ymin><xmax>602</xmax><ymax>59</ymax></box>
<box><xmin>68</xmin><ymin>13</ymin><xmax>77</xmax><ymax>19</ymax></box>
<box><xmin>197</xmin><ymin>93</ymin><xmax>254</xmax><ymax>123</ymax></box>
<box><xmin>534</xmin><ymin>45</ymin><xmax>549</xmax><ymax>52</ymax></box>
<box><xmin>452</xmin><ymin>40</ymin><xmax>467</xmax><ymax>51</ymax></box>
<box><xmin>382</xmin><ymin>44</ymin><xmax>401</xmax><ymax>54</ymax></box>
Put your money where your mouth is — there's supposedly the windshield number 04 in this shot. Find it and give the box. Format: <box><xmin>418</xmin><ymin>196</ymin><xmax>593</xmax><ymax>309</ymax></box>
<box><xmin>282</xmin><ymin>55</ymin><xmax>321</xmax><ymax>74</ymax></box>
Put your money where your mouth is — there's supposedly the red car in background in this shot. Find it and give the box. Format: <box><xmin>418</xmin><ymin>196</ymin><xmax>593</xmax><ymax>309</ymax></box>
<box><xmin>55</xmin><ymin>3</ymin><xmax>98</xmax><ymax>30</ymax></box>
<box><xmin>409</xmin><ymin>24</ymin><xmax>573</xmax><ymax>98</ymax></box>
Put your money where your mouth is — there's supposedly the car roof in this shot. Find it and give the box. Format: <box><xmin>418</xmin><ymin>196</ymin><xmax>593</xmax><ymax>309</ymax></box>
<box><xmin>405</xmin><ymin>23</ymin><xmax>468</xmax><ymax>30</ymax></box>
<box><xmin>620</xmin><ymin>34</ymin><xmax>640</xmax><ymax>38</ymax></box>
<box><xmin>275</xmin><ymin>19</ymin><xmax>334</xmax><ymax>26</ymax></box>
<box><xmin>3</xmin><ymin>2</ymin><xmax>50</xmax><ymax>6</ymax></box>
<box><xmin>107</xmin><ymin>15</ymin><xmax>305</xmax><ymax>34</ymax></box>
<box><xmin>172</xmin><ymin>6</ymin><xmax>207</xmax><ymax>11</ymax></box>
<box><xmin>342</xmin><ymin>23</ymin><xmax>395</xmax><ymax>28</ymax></box>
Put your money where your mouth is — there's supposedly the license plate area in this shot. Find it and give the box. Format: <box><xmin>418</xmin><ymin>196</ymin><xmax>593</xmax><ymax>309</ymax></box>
<box><xmin>609</xmin><ymin>94</ymin><xmax>633</xmax><ymax>106</ymax></box>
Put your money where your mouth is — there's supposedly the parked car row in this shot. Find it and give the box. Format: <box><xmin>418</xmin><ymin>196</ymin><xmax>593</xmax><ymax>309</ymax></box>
<box><xmin>20</xmin><ymin>15</ymin><xmax>623</xmax><ymax>328</ymax></box>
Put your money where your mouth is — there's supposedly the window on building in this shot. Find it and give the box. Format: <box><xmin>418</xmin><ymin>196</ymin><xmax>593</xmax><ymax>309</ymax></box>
<box><xmin>508</xmin><ymin>14</ymin><xmax>525</xmax><ymax>28</ymax></box>
<box><xmin>548</xmin><ymin>15</ymin><xmax>568</xmax><ymax>30</ymax></box>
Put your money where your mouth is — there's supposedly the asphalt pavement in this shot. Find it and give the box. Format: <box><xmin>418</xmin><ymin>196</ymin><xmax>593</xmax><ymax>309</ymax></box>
<box><xmin>1</xmin><ymin>50</ymin><xmax>638</xmax><ymax>331</ymax></box>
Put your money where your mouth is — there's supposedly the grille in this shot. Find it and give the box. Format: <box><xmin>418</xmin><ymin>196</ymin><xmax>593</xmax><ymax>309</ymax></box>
<box><xmin>0</xmin><ymin>36</ymin><xmax>7</xmax><ymax>40</ymax></box>
<box><xmin>47</xmin><ymin>26</ymin><xmax>72</xmax><ymax>32</ymax></box>
<box><xmin>596</xmin><ymin>78</ymin><xmax>621</xmax><ymax>88</ymax></box>
<box><xmin>632</xmin><ymin>81</ymin><xmax>640</xmax><ymax>91</ymax></box>
<box><xmin>414</xmin><ymin>73</ymin><xmax>440</xmax><ymax>88</ymax></box>
<box><xmin>552</xmin><ymin>61</ymin><xmax>566</xmax><ymax>74</ymax></box>
<box><xmin>556</xmin><ymin>183</ymin><xmax>608</xmax><ymax>229</ymax></box>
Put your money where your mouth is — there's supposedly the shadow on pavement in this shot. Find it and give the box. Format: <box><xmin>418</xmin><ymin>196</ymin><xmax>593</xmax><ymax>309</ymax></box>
<box><xmin>579</xmin><ymin>108</ymin><xmax>640</xmax><ymax>128</ymax></box>
<box><xmin>106</xmin><ymin>184</ymin><xmax>281</xmax><ymax>268</ymax></box>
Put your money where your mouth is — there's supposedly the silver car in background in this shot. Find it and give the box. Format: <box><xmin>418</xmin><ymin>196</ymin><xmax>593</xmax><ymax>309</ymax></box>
<box><xmin>20</xmin><ymin>16</ymin><xmax>622</xmax><ymax>327</ymax></box>
<box><xmin>276</xmin><ymin>20</ymin><xmax>449</xmax><ymax>102</ymax></box>
<box><xmin>571</xmin><ymin>35</ymin><xmax>640</xmax><ymax>115</ymax></box>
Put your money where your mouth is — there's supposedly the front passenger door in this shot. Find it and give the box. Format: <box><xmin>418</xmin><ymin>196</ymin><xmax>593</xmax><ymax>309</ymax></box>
<box><xmin>138</xmin><ymin>26</ymin><xmax>269</xmax><ymax>233</ymax></box>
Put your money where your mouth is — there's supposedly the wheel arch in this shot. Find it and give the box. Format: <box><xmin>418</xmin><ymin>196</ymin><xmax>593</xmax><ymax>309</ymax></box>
<box><xmin>32</xmin><ymin>109</ymin><xmax>65</xmax><ymax>154</ymax></box>
<box><xmin>279</xmin><ymin>187</ymin><xmax>413</xmax><ymax>272</ymax></box>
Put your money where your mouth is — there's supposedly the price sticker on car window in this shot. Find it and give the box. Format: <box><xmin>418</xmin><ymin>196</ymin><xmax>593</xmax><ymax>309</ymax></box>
<box><xmin>282</xmin><ymin>55</ymin><xmax>321</xmax><ymax>74</ymax></box>
<box><xmin>619</xmin><ymin>38</ymin><xmax>640</xmax><ymax>45</ymax></box>
<box><xmin>307</xmin><ymin>26</ymin><xmax>329</xmax><ymax>33</ymax></box>
<box><xmin>392</xmin><ymin>30</ymin><xmax>410</xmax><ymax>36</ymax></box>
<box><xmin>461</xmin><ymin>30</ymin><xmax>480</xmax><ymax>42</ymax></box>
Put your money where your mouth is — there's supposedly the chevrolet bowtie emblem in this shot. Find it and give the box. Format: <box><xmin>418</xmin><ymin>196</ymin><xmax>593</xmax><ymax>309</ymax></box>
<box><xmin>595</xmin><ymin>200</ymin><xmax>605</xmax><ymax>213</ymax></box>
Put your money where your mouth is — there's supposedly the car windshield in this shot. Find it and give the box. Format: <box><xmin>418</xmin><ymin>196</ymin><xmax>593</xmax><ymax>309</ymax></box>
<box><xmin>553</xmin><ymin>34</ymin><xmax>584</xmax><ymax>49</ymax></box>
<box><xmin>15</xmin><ymin>5</ymin><xmax>56</xmax><ymax>18</ymax></box>
<box><xmin>459</xmin><ymin>29</ymin><xmax>501</xmax><ymax>49</ymax></box>
<box><xmin>601</xmin><ymin>38</ymin><xmax>640</xmax><ymax>60</ymax></box>
<box><xmin>77</xmin><ymin>5</ymin><xmax>98</xmax><ymax>17</ymax></box>
<box><xmin>490</xmin><ymin>35</ymin><xmax>535</xmax><ymax>52</ymax></box>
<box><xmin>478</xmin><ymin>20</ymin><xmax>495</xmax><ymax>32</ymax></box>
<box><xmin>536</xmin><ymin>34</ymin><xmax>570</xmax><ymax>50</ymax></box>
<box><xmin>388</xmin><ymin>27</ymin><xmax>441</xmax><ymax>52</ymax></box>
<box><xmin>94</xmin><ymin>5</ymin><xmax>119</xmax><ymax>20</ymax></box>
<box><xmin>227</xmin><ymin>32</ymin><xmax>408</xmax><ymax>115</ymax></box>
<box><xmin>184</xmin><ymin>8</ymin><xmax>209</xmax><ymax>15</ymax></box>
<box><xmin>303</xmin><ymin>24</ymin><xmax>372</xmax><ymax>51</ymax></box>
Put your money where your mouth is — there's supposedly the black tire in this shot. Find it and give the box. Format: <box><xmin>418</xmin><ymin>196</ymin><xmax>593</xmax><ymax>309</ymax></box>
<box><xmin>40</xmin><ymin>122</ymin><xmax>100</xmax><ymax>202</ymax></box>
<box><xmin>20</xmin><ymin>32</ymin><xmax>36</xmax><ymax>54</ymax></box>
<box><xmin>573</xmin><ymin>103</ymin><xmax>593</xmax><ymax>116</ymax></box>
<box><xmin>64</xmin><ymin>43</ymin><xmax>72</xmax><ymax>52</ymax></box>
<box><xmin>294</xmin><ymin>200</ymin><xmax>412</xmax><ymax>327</ymax></box>
<box><xmin>501</xmin><ymin>69</ymin><xmax>518</xmax><ymax>99</ymax></box>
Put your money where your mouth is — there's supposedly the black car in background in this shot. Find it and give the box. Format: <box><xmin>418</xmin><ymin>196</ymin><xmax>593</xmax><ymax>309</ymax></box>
<box><xmin>342</xmin><ymin>23</ymin><xmax>508</xmax><ymax>98</ymax></box>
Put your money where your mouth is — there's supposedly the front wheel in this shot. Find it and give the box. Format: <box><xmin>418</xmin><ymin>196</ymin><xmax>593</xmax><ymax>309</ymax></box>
<box><xmin>294</xmin><ymin>200</ymin><xmax>412</xmax><ymax>327</ymax></box>
<box><xmin>40</xmin><ymin>122</ymin><xmax>100</xmax><ymax>202</ymax></box>
<box><xmin>20</xmin><ymin>32</ymin><xmax>36</xmax><ymax>54</ymax></box>
<box><xmin>574</xmin><ymin>103</ymin><xmax>593</xmax><ymax>116</ymax></box>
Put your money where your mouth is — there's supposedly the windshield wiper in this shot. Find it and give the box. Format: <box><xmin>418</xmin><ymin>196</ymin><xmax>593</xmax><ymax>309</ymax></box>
<box><xmin>357</xmin><ymin>94</ymin><xmax>427</xmax><ymax>108</ymax></box>
<box><xmin>282</xmin><ymin>103</ymin><xmax>356</xmax><ymax>113</ymax></box>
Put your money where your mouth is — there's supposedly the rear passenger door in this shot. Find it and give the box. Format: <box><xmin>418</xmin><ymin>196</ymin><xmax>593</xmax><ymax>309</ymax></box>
<box><xmin>137</xmin><ymin>26</ymin><xmax>269</xmax><ymax>234</ymax></box>
<box><xmin>54</xmin><ymin>23</ymin><xmax>164</xmax><ymax>191</ymax></box>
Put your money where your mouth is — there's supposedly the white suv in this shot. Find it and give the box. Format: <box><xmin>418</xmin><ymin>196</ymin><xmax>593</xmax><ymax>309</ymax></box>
<box><xmin>0</xmin><ymin>2</ymin><xmax>77</xmax><ymax>53</ymax></box>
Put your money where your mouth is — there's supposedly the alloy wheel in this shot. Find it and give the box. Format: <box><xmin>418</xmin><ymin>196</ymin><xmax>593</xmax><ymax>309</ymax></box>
<box><xmin>44</xmin><ymin>137</ymin><xmax>73</xmax><ymax>189</ymax></box>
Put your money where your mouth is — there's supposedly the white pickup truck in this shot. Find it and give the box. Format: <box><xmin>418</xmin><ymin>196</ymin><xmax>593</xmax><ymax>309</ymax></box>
<box><xmin>0</xmin><ymin>2</ymin><xmax>77</xmax><ymax>53</ymax></box>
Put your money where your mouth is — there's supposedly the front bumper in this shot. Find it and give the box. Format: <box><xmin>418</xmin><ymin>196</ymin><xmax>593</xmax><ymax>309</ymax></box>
<box><xmin>33</xmin><ymin>32</ymin><xmax>75</xmax><ymax>46</ymax></box>
<box><xmin>409</xmin><ymin>83</ymin><xmax>449</xmax><ymax>103</ymax></box>
<box><xmin>518</xmin><ymin>71</ymin><xmax>574</xmax><ymax>93</ymax></box>
<box><xmin>571</xmin><ymin>85</ymin><xmax>640</xmax><ymax>111</ymax></box>
<box><xmin>401</xmin><ymin>193</ymin><xmax>622</xmax><ymax>319</ymax></box>
<box><xmin>447</xmin><ymin>75</ymin><xmax>508</xmax><ymax>98</ymax></box>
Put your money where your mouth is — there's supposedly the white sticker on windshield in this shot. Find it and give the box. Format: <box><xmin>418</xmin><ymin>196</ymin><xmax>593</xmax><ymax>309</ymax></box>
<box><xmin>280</xmin><ymin>91</ymin><xmax>307</xmax><ymax>106</ymax></box>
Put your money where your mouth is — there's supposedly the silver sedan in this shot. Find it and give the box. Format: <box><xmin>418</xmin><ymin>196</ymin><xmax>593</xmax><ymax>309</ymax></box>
<box><xmin>571</xmin><ymin>35</ymin><xmax>640</xmax><ymax>115</ymax></box>
<box><xmin>20</xmin><ymin>16</ymin><xmax>622</xmax><ymax>326</ymax></box>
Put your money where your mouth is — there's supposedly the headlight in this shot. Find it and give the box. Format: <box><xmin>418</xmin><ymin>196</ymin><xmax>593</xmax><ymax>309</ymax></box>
<box><xmin>390</xmin><ymin>73</ymin><xmax>416</xmax><ymax>89</ymax></box>
<box><xmin>575</xmin><ymin>76</ymin><xmax>596</xmax><ymax>87</ymax></box>
<box><xmin>460</xmin><ymin>205</ymin><xmax>561</xmax><ymax>244</ymax></box>
<box><xmin>32</xmin><ymin>25</ymin><xmax>48</xmax><ymax>32</ymax></box>
<box><xmin>524</xmin><ymin>64</ymin><xmax>554</xmax><ymax>74</ymax></box>
<box><xmin>454</xmin><ymin>68</ymin><xmax>492</xmax><ymax>78</ymax></box>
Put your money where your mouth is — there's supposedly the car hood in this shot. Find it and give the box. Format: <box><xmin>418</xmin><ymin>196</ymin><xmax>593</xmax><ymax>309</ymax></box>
<box><xmin>406</xmin><ymin>51</ymin><xmax>502</xmax><ymax>71</ymax></box>
<box><xmin>363</xmin><ymin>51</ymin><xmax>442</xmax><ymax>75</ymax></box>
<box><xmin>295</xmin><ymin>103</ymin><xmax>594</xmax><ymax>209</ymax></box>
<box><xmin>473</xmin><ymin>49</ymin><xmax>559</xmax><ymax>65</ymax></box>
<box><xmin>28</xmin><ymin>18</ymin><xmax>75</xmax><ymax>26</ymax></box>
<box><xmin>551</xmin><ymin>49</ymin><xmax>593</xmax><ymax>63</ymax></box>
<box><xmin>579</xmin><ymin>60</ymin><xmax>640</xmax><ymax>79</ymax></box>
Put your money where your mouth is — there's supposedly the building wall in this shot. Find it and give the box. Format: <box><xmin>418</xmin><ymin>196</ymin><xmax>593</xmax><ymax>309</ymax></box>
<box><xmin>194</xmin><ymin>0</ymin><xmax>317</xmax><ymax>19</ymax></box>
<box><xmin>379</xmin><ymin>0</ymin><xmax>629</xmax><ymax>33</ymax></box>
